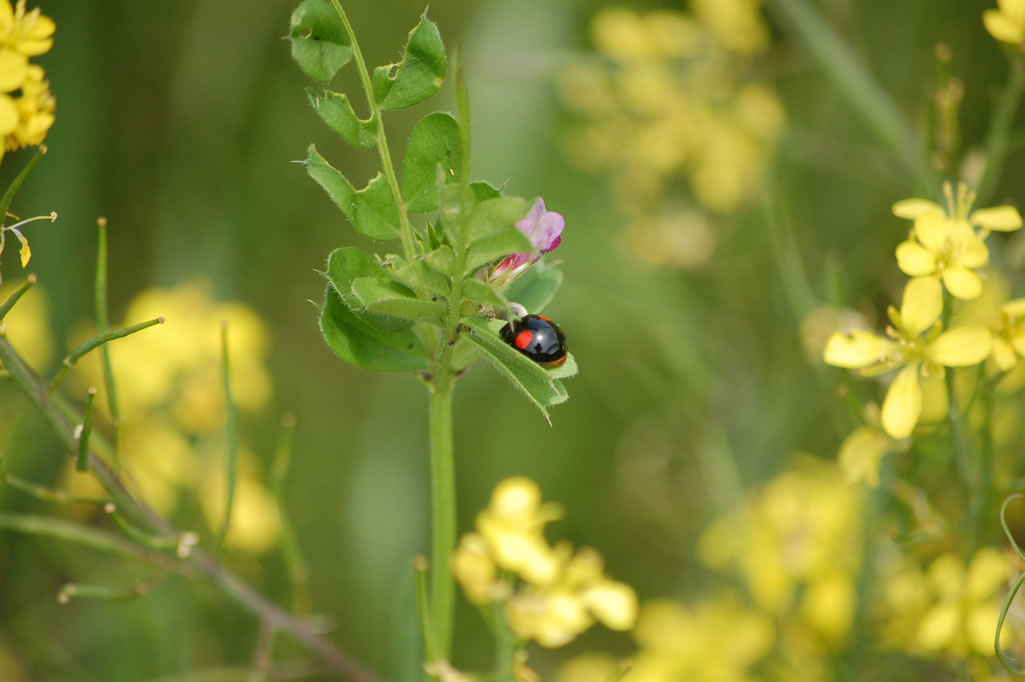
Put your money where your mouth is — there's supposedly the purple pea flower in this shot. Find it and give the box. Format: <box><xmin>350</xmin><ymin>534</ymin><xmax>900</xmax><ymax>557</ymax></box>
<box><xmin>490</xmin><ymin>198</ymin><xmax>564</xmax><ymax>286</ymax></box>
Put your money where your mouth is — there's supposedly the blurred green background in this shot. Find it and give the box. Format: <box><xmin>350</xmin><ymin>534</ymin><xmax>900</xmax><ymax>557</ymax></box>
<box><xmin>0</xmin><ymin>0</ymin><xmax>1022</xmax><ymax>680</ymax></box>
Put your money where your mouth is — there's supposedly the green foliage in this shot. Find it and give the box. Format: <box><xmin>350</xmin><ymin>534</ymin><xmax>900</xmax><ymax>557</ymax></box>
<box><xmin>464</xmin><ymin>227</ymin><xmax>533</xmax><ymax>275</ymax></box>
<box><xmin>320</xmin><ymin>286</ymin><xmax>430</xmax><ymax>372</ymax></box>
<box><xmin>304</xmin><ymin>145</ymin><xmax>400</xmax><ymax>240</ymax></box>
<box><xmin>371</xmin><ymin>13</ymin><xmax>447</xmax><ymax>111</ymax></box>
<box><xmin>403</xmin><ymin>112</ymin><xmax>463</xmax><ymax>212</ymax></box>
<box><xmin>288</xmin><ymin>0</ymin><xmax>352</xmax><ymax>82</ymax></box>
<box><xmin>307</xmin><ymin>89</ymin><xmax>377</xmax><ymax>150</ymax></box>
<box><xmin>505</xmin><ymin>267</ymin><xmax>563</xmax><ymax>314</ymax></box>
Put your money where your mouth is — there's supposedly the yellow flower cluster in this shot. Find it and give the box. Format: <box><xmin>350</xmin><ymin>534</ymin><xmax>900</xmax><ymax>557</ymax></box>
<box><xmin>699</xmin><ymin>458</ymin><xmax>863</xmax><ymax>646</ymax></box>
<box><xmin>880</xmin><ymin>548</ymin><xmax>1012</xmax><ymax>657</ymax></box>
<box><xmin>559</xmin><ymin>3</ymin><xmax>782</xmax><ymax>267</ymax></box>
<box><xmin>824</xmin><ymin>183</ymin><xmax>1022</xmax><ymax>440</ymax></box>
<box><xmin>452</xmin><ymin>477</ymin><xmax>638</xmax><ymax>648</ymax></box>
<box><xmin>985</xmin><ymin>0</ymin><xmax>1025</xmax><ymax>45</ymax></box>
<box><xmin>0</xmin><ymin>0</ymin><xmax>54</xmax><ymax>160</ymax></box>
<box><xmin>66</xmin><ymin>280</ymin><xmax>279</xmax><ymax>553</ymax></box>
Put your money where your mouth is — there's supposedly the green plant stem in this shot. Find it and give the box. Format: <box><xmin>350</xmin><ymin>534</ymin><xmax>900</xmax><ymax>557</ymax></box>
<box><xmin>0</xmin><ymin>335</ymin><xmax>382</xmax><ymax>682</ymax></box>
<box><xmin>976</xmin><ymin>55</ymin><xmax>1025</xmax><ymax>205</ymax></box>
<box><xmin>95</xmin><ymin>218</ymin><xmax>122</xmax><ymax>466</ymax></box>
<box><xmin>766</xmin><ymin>0</ymin><xmax>924</xmax><ymax>179</ymax></box>
<box><xmin>329</xmin><ymin>0</ymin><xmax>416</xmax><ymax>261</ymax></box>
<box><xmin>972</xmin><ymin>388</ymin><xmax>995</xmax><ymax>550</ymax></box>
<box><xmin>213</xmin><ymin>322</ymin><xmax>238</xmax><ymax>554</ymax></box>
<box><xmin>49</xmin><ymin>316</ymin><xmax>164</xmax><ymax>393</ymax></box>
<box><xmin>427</xmin><ymin>376</ymin><xmax>455</xmax><ymax>658</ymax></box>
<box><xmin>0</xmin><ymin>273</ymin><xmax>36</xmax><ymax>319</ymax></box>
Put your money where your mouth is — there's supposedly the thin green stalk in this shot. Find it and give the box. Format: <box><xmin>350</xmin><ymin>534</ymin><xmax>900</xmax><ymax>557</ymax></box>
<box><xmin>271</xmin><ymin>413</ymin><xmax>311</xmax><ymax>614</ymax></box>
<box><xmin>95</xmin><ymin>218</ymin><xmax>122</xmax><ymax>465</ymax></box>
<box><xmin>0</xmin><ymin>512</ymin><xmax>185</xmax><ymax>573</ymax></box>
<box><xmin>76</xmin><ymin>387</ymin><xmax>97</xmax><ymax>471</ymax></box>
<box><xmin>58</xmin><ymin>575</ymin><xmax>166</xmax><ymax>604</ymax></box>
<box><xmin>972</xmin><ymin>388</ymin><xmax>995</xmax><ymax>550</ymax></box>
<box><xmin>0</xmin><ymin>145</ymin><xmax>46</xmax><ymax>221</ymax></box>
<box><xmin>412</xmin><ymin>555</ymin><xmax>439</xmax><ymax>662</ymax></box>
<box><xmin>976</xmin><ymin>55</ymin><xmax>1025</xmax><ymax>205</ymax></box>
<box><xmin>0</xmin><ymin>466</ymin><xmax>110</xmax><ymax>506</ymax></box>
<box><xmin>427</xmin><ymin>381</ymin><xmax>455</xmax><ymax>657</ymax></box>
<box><xmin>0</xmin><ymin>336</ymin><xmax>381</xmax><ymax>682</ymax></box>
<box><xmin>766</xmin><ymin>0</ymin><xmax>924</xmax><ymax>179</ymax></box>
<box><xmin>0</xmin><ymin>273</ymin><xmax>36</xmax><ymax>319</ymax></box>
<box><xmin>213</xmin><ymin>322</ymin><xmax>238</xmax><ymax>554</ymax></box>
<box><xmin>49</xmin><ymin>316</ymin><xmax>165</xmax><ymax>393</ymax></box>
<box><xmin>329</xmin><ymin>0</ymin><xmax>416</xmax><ymax>261</ymax></box>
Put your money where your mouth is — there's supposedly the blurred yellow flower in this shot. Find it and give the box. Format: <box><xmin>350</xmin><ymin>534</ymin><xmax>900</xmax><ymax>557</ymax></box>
<box><xmin>824</xmin><ymin>277</ymin><xmax>992</xmax><ymax>438</ymax></box>
<box><xmin>837</xmin><ymin>403</ymin><xmax>898</xmax><ymax>487</ymax></box>
<box><xmin>984</xmin><ymin>0</ymin><xmax>1025</xmax><ymax>45</ymax></box>
<box><xmin>905</xmin><ymin>549</ymin><xmax>1011</xmax><ymax>656</ymax></box>
<box><xmin>698</xmin><ymin>458</ymin><xmax>862</xmax><ymax>643</ymax></box>
<box><xmin>452</xmin><ymin>477</ymin><xmax>638</xmax><ymax>648</ymax></box>
<box><xmin>691</xmin><ymin>0</ymin><xmax>770</xmax><ymax>55</ymax></box>
<box><xmin>0</xmin><ymin>1</ymin><xmax>53</xmax><ymax>160</ymax></box>
<box><xmin>0</xmin><ymin>1</ymin><xmax>54</xmax><ymax>57</ymax></box>
<box><xmin>893</xmin><ymin>184</ymin><xmax>1021</xmax><ymax>300</ymax></box>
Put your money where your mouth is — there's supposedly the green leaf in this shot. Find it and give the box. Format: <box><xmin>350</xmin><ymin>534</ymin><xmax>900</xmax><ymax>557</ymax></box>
<box><xmin>350</xmin><ymin>277</ymin><xmax>447</xmax><ymax>323</ymax></box>
<box><xmin>470</xmin><ymin>181</ymin><xmax>502</xmax><ymax>202</ymax></box>
<box><xmin>320</xmin><ymin>286</ymin><xmax>430</xmax><ymax>372</ymax></box>
<box><xmin>461</xmin><ymin>279</ymin><xmax>508</xmax><ymax>308</ymax></box>
<box><xmin>371</xmin><ymin>12</ymin><xmax>447</xmax><ymax>110</ymax></box>
<box><xmin>391</xmin><ymin>260</ymin><xmax>451</xmax><ymax>298</ymax></box>
<box><xmin>305</xmin><ymin>144</ymin><xmax>399</xmax><ymax>240</ymax></box>
<box><xmin>402</xmin><ymin>112</ymin><xmax>463</xmax><ymax>213</ymax></box>
<box><xmin>546</xmin><ymin>353</ymin><xmax>578</xmax><ymax>380</ymax></box>
<box><xmin>307</xmin><ymin>89</ymin><xmax>377</xmax><ymax>150</ymax></box>
<box><xmin>326</xmin><ymin>246</ymin><xmax>413</xmax><ymax>331</ymax></box>
<box><xmin>462</xmin><ymin>318</ymin><xmax>566</xmax><ymax>421</ymax></box>
<box><xmin>425</xmin><ymin>246</ymin><xmax>455</xmax><ymax>275</ymax></box>
<box><xmin>504</xmin><ymin>267</ymin><xmax>563</xmax><ymax>313</ymax></box>
<box><xmin>464</xmin><ymin>197</ymin><xmax>528</xmax><ymax>244</ymax></box>
<box><xmin>464</xmin><ymin>226</ymin><xmax>533</xmax><ymax>276</ymax></box>
<box><xmin>289</xmin><ymin>0</ymin><xmax>352</xmax><ymax>82</ymax></box>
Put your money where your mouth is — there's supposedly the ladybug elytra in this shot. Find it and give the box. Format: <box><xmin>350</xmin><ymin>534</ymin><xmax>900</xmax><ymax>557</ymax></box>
<box><xmin>500</xmin><ymin>314</ymin><xmax>568</xmax><ymax>367</ymax></box>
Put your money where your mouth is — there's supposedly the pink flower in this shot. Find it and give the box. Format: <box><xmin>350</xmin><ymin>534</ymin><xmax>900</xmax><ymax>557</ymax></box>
<box><xmin>490</xmin><ymin>198</ymin><xmax>564</xmax><ymax>286</ymax></box>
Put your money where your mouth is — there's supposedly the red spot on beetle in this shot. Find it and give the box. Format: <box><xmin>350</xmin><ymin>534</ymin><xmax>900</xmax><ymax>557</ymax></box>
<box><xmin>538</xmin><ymin>315</ymin><xmax>551</xmax><ymax>322</ymax></box>
<box><xmin>515</xmin><ymin>330</ymin><xmax>533</xmax><ymax>350</ymax></box>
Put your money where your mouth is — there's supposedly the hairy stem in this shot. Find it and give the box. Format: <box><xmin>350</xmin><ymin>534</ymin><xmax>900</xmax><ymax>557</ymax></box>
<box><xmin>330</xmin><ymin>0</ymin><xmax>417</xmax><ymax>261</ymax></box>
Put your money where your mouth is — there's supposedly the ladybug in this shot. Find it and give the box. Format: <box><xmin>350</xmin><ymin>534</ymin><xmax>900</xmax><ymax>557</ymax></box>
<box><xmin>500</xmin><ymin>314</ymin><xmax>568</xmax><ymax>367</ymax></box>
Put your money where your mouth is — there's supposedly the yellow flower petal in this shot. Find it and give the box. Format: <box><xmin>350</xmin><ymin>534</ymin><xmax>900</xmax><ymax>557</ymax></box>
<box><xmin>892</xmin><ymin>198</ymin><xmax>944</xmax><ymax>220</ymax></box>
<box><xmin>999</xmin><ymin>0</ymin><xmax>1025</xmax><ymax>27</ymax></box>
<box><xmin>958</xmin><ymin>235</ymin><xmax>989</xmax><ymax>269</ymax></box>
<box><xmin>0</xmin><ymin>93</ymin><xmax>16</xmax><ymax>135</ymax></box>
<box><xmin>1001</xmin><ymin>298</ymin><xmax>1025</xmax><ymax>318</ymax></box>
<box><xmin>581</xmin><ymin>580</ymin><xmax>638</xmax><ymax>631</ymax></box>
<box><xmin>452</xmin><ymin>533</ymin><xmax>498</xmax><ymax>605</ymax></box>
<box><xmin>1012</xmin><ymin>333</ymin><xmax>1025</xmax><ymax>357</ymax></box>
<box><xmin>837</xmin><ymin>426</ymin><xmax>888</xmax><ymax>487</ymax></box>
<box><xmin>916</xmin><ymin>602</ymin><xmax>960</xmax><ymax>650</ymax></box>
<box><xmin>967</xmin><ymin>548</ymin><xmax>1007</xmax><ymax>599</ymax></box>
<box><xmin>10</xmin><ymin>227</ymin><xmax>29</xmax><ymax>267</ymax></box>
<box><xmin>900</xmin><ymin>276</ymin><xmax>942</xmax><ymax>336</ymax></box>
<box><xmin>881</xmin><ymin>364</ymin><xmax>922</xmax><ymax>440</ymax></box>
<box><xmin>985</xmin><ymin>9</ymin><xmax>1025</xmax><ymax>43</ymax></box>
<box><xmin>970</xmin><ymin>205</ymin><xmax>1023</xmax><ymax>231</ymax></box>
<box><xmin>895</xmin><ymin>241</ymin><xmax>936</xmax><ymax>276</ymax></box>
<box><xmin>993</xmin><ymin>337</ymin><xmax>1019</xmax><ymax>371</ymax></box>
<box><xmin>941</xmin><ymin>266</ymin><xmax>983</xmax><ymax>299</ymax></box>
<box><xmin>928</xmin><ymin>326</ymin><xmax>992</xmax><ymax>366</ymax></box>
<box><xmin>912</xmin><ymin>213</ymin><xmax>948</xmax><ymax>253</ymax></box>
<box><xmin>967</xmin><ymin>602</ymin><xmax>1001</xmax><ymax>655</ymax></box>
<box><xmin>0</xmin><ymin>48</ymin><xmax>26</xmax><ymax>92</ymax></box>
<box><xmin>823</xmin><ymin>330</ymin><xmax>893</xmax><ymax>368</ymax></box>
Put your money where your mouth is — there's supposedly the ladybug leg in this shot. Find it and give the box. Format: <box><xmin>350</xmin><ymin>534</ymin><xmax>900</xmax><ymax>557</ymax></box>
<box><xmin>508</xmin><ymin>302</ymin><xmax>528</xmax><ymax>319</ymax></box>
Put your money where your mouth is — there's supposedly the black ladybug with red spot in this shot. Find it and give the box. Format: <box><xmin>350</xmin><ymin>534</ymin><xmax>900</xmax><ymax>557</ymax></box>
<box><xmin>500</xmin><ymin>314</ymin><xmax>568</xmax><ymax>367</ymax></box>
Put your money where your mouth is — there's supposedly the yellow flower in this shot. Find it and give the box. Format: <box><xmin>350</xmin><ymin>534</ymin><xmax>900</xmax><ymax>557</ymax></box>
<box><xmin>0</xmin><ymin>277</ymin><xmax>51</xmax><ymax>369</ymax></box>
<box><xmin>991</xmin><ymin>298</ymin><xmax>1025</xmax><ymax>370</ymax></box>
<box><xmin>914</xmin><ymin>549</ymin><xmax>1011</xmax><ymax>655</ymax></box>
<box><xmin>690</xmin><ymin>0</ymin><xmax>770</xmax><ymax>55</ymax></box>
<box><xmin>453</xmin><ymin>477</ymin><xmax>638</xmax><ymax>648</ymax></box>
<box><xmin>837</xmin><ymin>403</ymin><xmax>898</xmax><ymax>487</ymax></box>
<box><xmin>893</xmin><ymin>183</ymin><xmax>1022</xmax><ymax>300</ymax></box>
<box><xmin>0</xmin><ymin>1</ymin><xmax>54</xmax><ymax>57</ymax></box>
<box><xmin>985</xmin><ymin>0</ymin><xmax>1025</xmax><ymax>45</ymax></box>
<box><xmin>3</xmin><ymin>62</ymin><xmax>52</xmax><ymax>149</ymax></box>
<box><xmin>824</xmin><ymin>277</ymin><xmax>992</xmax><ymax>439</ymax></box>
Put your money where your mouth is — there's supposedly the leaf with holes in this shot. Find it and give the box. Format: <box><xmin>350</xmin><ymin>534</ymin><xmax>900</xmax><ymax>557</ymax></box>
<box><xmin>372</xmin><ymin>11</ymin><xmax>447</xmax><ymax>110</ymax></box>
<box><xmin>305</xmin><ymin>145</ymin><xmax>399</xmax><ymax>240</ymax></box>
<box><xmin>289</xmin><ymin>0</ymin><xmax>352</xmax><ymax>82</ymax></box>
<box><xmin>308</xmin><ymin>89</ymin><xmax>377</xmax><ymax>150</ymax></box>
